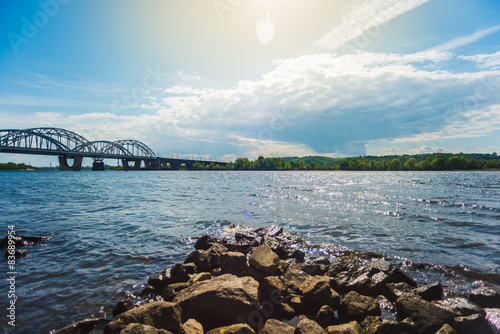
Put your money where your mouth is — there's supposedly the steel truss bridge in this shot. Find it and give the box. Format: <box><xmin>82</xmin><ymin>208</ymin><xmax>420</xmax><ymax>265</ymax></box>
<box><xmin>0</xmin><ymin>128</ymin><xmax>228</xmax><ymax>171</ymax></box>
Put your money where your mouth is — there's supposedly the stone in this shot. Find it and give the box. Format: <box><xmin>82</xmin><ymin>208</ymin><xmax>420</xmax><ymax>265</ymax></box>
<box><xmin>414</xmin><ymin>281</ymin><xmax>443</xmax><ymax>301</ymax></box>
<box><xmin>295</xmin><ymin>318</ymin><xmax>327</xmax><ymax>334</ymax></box>
<box><xmin>360</xmin><ymin>315</ymin><xmax>416</xmax><ymax>334</ymax></box>
<box><xmin>220</xmin><ymin>251</ymin><xmax>248</xmax><ymax>276</ymax></box>
<box><xmin>184</xmin><ymin>263</ymin><xmax>197</xmax><ymax>275</ymax></box>
<box><xmin>315</xmin><ymin>305</ymin><xmax>339</xmax><ymax>329</ymax></box>
<box><xmin>112</xmin><ymin>298</ymin><xmax>134</xmax><ymax>317</ymax></box>
<box><xmin>485</xmin><ymin>308</ymin><xmax>500</xmax><ymax>332</ymax></box>
<box><xmin>452</xmin><ymin>313</ymin><xmax>493</xmax><ymax>334</ymax></box>
<box><xmin>188</xmin><ymin>272</ymin><xmax>211</xmax><ymax>285</ymax></box>
<box><xmin>436</xmin><ymin>323</ymin><xmax>457</xmax><ymax>334</ymax></box>
<box><xmin>103</xmin><ymin>301</ymin><xmax>182</xmax><ymax>334</ymax></box>
<box><xmin>260</xmin><ymin>276</ymin><xmax>286</xmax><ymax>303</ymax></box>
<box><xmin>386</xmin><ymin>267</ymin><xmax>417</xmax><ymax>287</ymax></box>
<box><xmin>385</xmin><ymin>282</ymin><xmax>415</xmax><ymax>302</ymax></box>
<box><xmin>436</xmin><ymin>297</ymin><xmax>485</xmax><ymax>317</ymax></box>
<box><xmin>300</xmin><ymin>276</ymin><xmax>341</xmax><ymax>310</ymax></box>
<box><xmin>254</xmin><ymin>225</ymin><xmax>283</xmax><ymax>238</ymax></box>
<box><xmin>261</xmin><ymin>318</ymin><xmax>295</xmax><ymax>334</ymax></box>
<box><xmin>469</xmin><ymin>286</ymin><xmax>500</xmax><ymax>308</ymax></box>
<box><xmin>184</xmin><ymin>250</ymin><xmax>212</xmax><ymax>272</ymax></box>
<box><xmin>289</xmin><ymin>295</ymin><xmax>306</xmax><ymax>315</ymax></box>
<box><xmin>206</xmin><ymin>323</ymin><xmax>255</xmax><ymax>334</ymax></box>
<box><xmin>325</xmin><ymin>321</ymin><xmax>363</xmax><ymax>334</ymax></box>
<box><xmin>284</xmin><ymin>268</ymin><xmax>312</xmax><ymax>292</ymax></box>
<box><xmin>395</xmin><ymin>294</ymin><xmax>453</xmax><ymax>334</ymax></box>
<box><xmin>249</xmin><ymin>245</ymin><xmax>280</xmax><ymax>274</ymax></box>
<box><xmin>293</xmin><ymin>263</ymin><xmax>323</xmax><ymax>276</ymax></box>
<box><xmin>180</xmin><ymin>318</ymin><xmax>204</xmax><ymax>334</ymax></box>
<box><xmin>170</xmin><ymin>263</ymin><xmax>190</xmax><ymax>283</ymax></box>
<box><xmin>195</xmin><ymin>234</ymin><xmax>218</xmax><ymax>250</ymax></box>
<box><xmin>148</xmin><ymin>272</ymin><xmax>171</xmax><ymax>293</ymax></box>
<box><xmin>338</xmin><ymin>291</ymin><xmax>381</xmax><ymax>323</ymax></box>
<box><xmin>120</xmin><ymin>323</ymin><xmax>173</xmax><ymax>334</ymax></box>
<box><xmin>287</xmin><ymin>249</ymin><xmax>305</xmax><ymax>262</ymax></box>
<box><xmin>52</xmin><ymin>318</ymin><xmax>108</xmax><ymax>334</ymax></box>
<box><xmin>162</xmin><ymin>282</ymin><xmax>187</xmax><ymax>301</ymax></box>
<box><xmin>173</xmin><ymin>274</ymin><xmax>259</xmax><ymax>329</ymax></box>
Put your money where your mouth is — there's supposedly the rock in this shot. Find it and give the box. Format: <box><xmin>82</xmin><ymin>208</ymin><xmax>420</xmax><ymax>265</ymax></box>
<box><xmin>287</xmin><ymin>249</ymin><xmax>305</xmax><ymax>262</ymax></box>
<box><xmin>173</xmin><ymin>274</ymin><xmax>259</xmax><ymax>330</ymax></box>
<box><xmin>52</xmin><ymin>318</ymin><xmax>108</xmax><ymax>334</ymax></box>
<box><xmin>195</xmin><ymin>234</ymin><xmax>219</xmax><ymax>250</ymax></box>
<box><xmin>171</xmin><ymin>263</ymin><xmax>190</xmax><ymax>283</ymax></box>
<box><xmin>184</xmin><ymin>263</ymin><xmax>197</xmax><ymax>275</ymax></box>
<box><xmin>184</xmin><ymin>250</ymin><xmax>213</xmax><ymax>272</ymax></box>
<box><xmin>386</xmin><ymin>267</ymin><xmax>417</xmax><ymax>287</ymax></box>
<box><xmin>300</xmin><ymin>276</ymin><xmax>341</xmax><ymax>310</ymax></box>
<box><xmin>485</xmin><ymin>308</ymin><xmax>500</xmax><ymax>332</ymax></box>
<box><xmin>206</xmin><ymin>323</ymin><xmax>255</xmax><ymax>334</ymax></box>
<box><xmin>295</xmin><ymin>318</ymin><xmax>327</xmax><ymax>334</ymax></box>
<box><xmin>4</xmin><ymin>249</ymin><xmax>27</xmax><ymax>259</ymax></box>
<box><xmin>180</xmin><ymin>318</ymin><xmax>204</xmax><ymax>334</ymax></box>
<box><xmin>436</xmin><ymin>297</ymin><xmax>485</xmax><ymax>317</ymax></box>
<box><xmin>289</xmin><ymin>295</ymin><xmax>306</xmax><ymax>315</ymax></box>
<box><xmin>385</xmin><ymin>282</ymin><xmax>415</xmax><ymax>302</ymax></box>
<box><xmin>338</xmin><ymin>291</ymin><xmax>381</xmax><ymax>323</ymax></box>
<box><xmin>315</xmin><ymin>305</ymin><xmax>339</xmax><ymax>329</ymax></box>
<box><xmin>436</xmin><ymin>323</ymin><xmax>457</xmax><ymax>334</ymax></box>
<box><xmin>284</xmin><ymin>268</ymin><xmax>312</xmax><ymax>293</ymax></box>
<box><xmin>292</xmin><ymin>263</ymin><xmax>323</xmax><ymax>276</ymax></box>
<box><xmin>112</xmin><ymin>298</ymin><xmax>134</xmax><ymax>317</ymax></box>
<box><xmin>103</xmin><ymin>301</ymin><xmax>182</xmax><ymax>334</ymax></box>
<box><xmin>220</xmin><ymin>251</ymin><xmax>248</xmax><ymax>276</ymax></box>
<box><xmin>188</xmin><ymin>272</ymin><xmax>211</xmax><ymax>285</ymax></box>
<box><xmin>469</xmin><ymin>286</ymin><xmax>500</xmax><ymax>308</ymax></box>
<box><xmin>395</xmin><ymin>294</ymin><xmax>453</xmax><ymax>334</ymax></box>
<box><xmin>325</xmin><ymin>321</ymin><xmax>363</xmax><ymax>334</ymax></box>
<box><xmin>260</xmin><ymin>276</ymin><xmax>286</xmax><ymax>303</ymax></box>
<box><xmin>452</xmin><ymin>313</ymin><xmax>493</xmax><ymax>334</ymax></box>
<box><xmin>148</xmin><ymin>272</ymin><xmax>171</xmax><ymax>293</ymax></box>
<box><xmin>249</xmin><ymin>245</ymin><xmax>280</xmax><ymax>274</ymax></box>
<box><xmin>162</xmin><ymin>282</ymin><xmax>187</xmax><ymax>301</ymax></box>
<box><xmin>414</xmin><ymin>281</ymin><xmax>443</xmax><ymax>301</ymax></box>
<box><xmin>120</xmin><ymin>323</ymin><xmax>173</xmax><ymax>334</ymax></box>
<box><xmin>254</xmin><ymin>225</ymin><xmax>283</xmax><ymax>238</ymax></box>
<box><xmin>261</xmin><ymin>318</ymin><xmax>295</xmax><ymax>334</ymax></box>
<box><xmin>235</xmin><ymin>232</ymin><xmax>258</xmax><ymax>242</ymax></box>
<box><xmin>360</xmin><ymin>315</ymin><xmax>416</xmax><ymax>334</ymax></box>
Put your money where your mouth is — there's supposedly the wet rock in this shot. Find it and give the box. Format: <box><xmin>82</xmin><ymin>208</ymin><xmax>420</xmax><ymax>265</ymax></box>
<box><xmin>220</xmin><ymin>251</ymin><xmax>248</xmax><ymax>276</ymax></box>
<box><xmin>295</xmin><ymin>318</ymin><xmax>327</xmax><ymax>334</ymax></box>
<box><xmin>0</xmin><ymin>234</ymin><xmax>52</xmax><ymax>248</ymax></box>
<box><xmin>315</xmin><ymin>305</ymin><xmax>339</xmax><ymax>329</ymax></box>
<box><xmin>325</xmin><ymin>321</ymin><xmax>363</xmax><ymax>334</ymax></box>
<box><xmin>385</xmin><ymin>267</ymin><xmax>417</xmax><ymax>287</ymax></box>
<box><xmin>249</xmin><ymin>245</ymin><xmax>280</xmax><ymax>274</ymax></box>
<box><xmin>235</xmin><ymin>231</ymin><xmax>259</xmax><ymax>242</ymax></box>
<box><xmin>469</xmin><ymin>285</ymin><xmax>500</xmax><ymax>308</ymax></box>
<box><xmin>179</xmin><ymin>318</ymin><xmax>204</xmax><ymax>334</ymax></box>
<box><xmin>284</xmin><ymin>268</ymin><xmax>312</xmax><ymax>293</ymax></box>
<box><xmin>261</xmin><ymin>318</ymin><xmax>295</xmax><ymax>334</ymax></box>
<box><xmin>173</xmin><ymin>274</ymin><xmax>259</xmax><ymax>330</ymax></box>
<box><xmin>395</xmin><ymin>294</ymin><xmax>453</xmax><ymax>334</ymax></box>
<box><xmin>162</xmin><ymin>282</ymin><xmax>187</xmax><ymax>301</ymax></box>
<box><xmin>436</xmin><ymin>297</ymin><xmax>485</xmax><ymax>317</ymax></box>
<box><xmin>254</xmin><ymin>225</ymin><xmax>283</xmax><ymax>238</ymax></box>
<box><xmin>313</xmin><ymin>257</ymin><xmax>331</xmax><ymax>275</ymax></box>
<box><xmin>112</xmin><ymin>298</ymin><xmax>134</xmax><ymax>317</ymax></box>
<box><xmin>148</xmin><ymin>272</ymin><xmax>171</xmax><ymax>293</ymax></box>
<box><xmin>414</xmin><ymin>281</ymin><xmax>443</xmax><ymax>301</ymax></box>
<box><xmin>195</xmin><ymin>234</ymin><xmax>218</xmax><ymax>250</ymax></box>
<box><xmin>103</xmin><ymin>301</ymin><xmax>182</xmax><ymax>334</ymax></box>
<box><xmin>436</xmin><ymin>323</ymin><xmax>457</xmax><ymax>334</ymax></box>
<box><xmin>338</xmin><ymin>291</ymin><xmax>381</xmax><ymax>323</ymax></box>
<box><xmin>206</xmin><ymin>323</ymin><xmax>255</xmax><ymax>334</ymax></box>
<box><xmin>171</xmin><ymin>263</ymin><xmax>190</xmax><ymax>283</ymax></box>
<box><xmin>52</xmin><ymin>318</ymin><xmax>108</xmax><ymax>334</ymax></box>
<box><xmin>120</xmin><ymin>323</ymin><xmax>173</xmax><ymax>334</ymax></box>
<box><xmin>486</xmin><ymin>308</ymin><xmax>500</xmax><ymax>331</ymax></box>
<box><xmin>287</xmin><ymin>249</ymin><xmax>305</xmax><ymax>262</ymax></box>
<box><xmin>385</xmin><ymin>282</ymin><xmax>415</xmax><ymax>302</ymax></box>
<box><xmin>452</xmin><ymin>313</ymin><xmax>493</xmax><ymax>334</ymax></box>
<box><xmin>292</xmin><ymin>263</ymin><xmax>323</xmax><ymax>276</ymax></box>
<box><xmin>300</xmin><ymin>276</ymin><xmax>341</xmax><ymax>310</ymax></box>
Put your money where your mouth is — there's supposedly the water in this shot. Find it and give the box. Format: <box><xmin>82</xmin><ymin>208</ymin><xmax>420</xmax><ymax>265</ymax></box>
<box><xmin>0</xmin><ymin>170</ymin><xmax>499</xmax><ymax>333</ymax></box>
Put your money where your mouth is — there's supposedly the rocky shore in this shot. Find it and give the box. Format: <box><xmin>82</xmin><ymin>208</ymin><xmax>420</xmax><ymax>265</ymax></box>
<box><xmin>54</xmin><ymin>225</ymin><xmax>500</xmax><ymax>334</ymax></box>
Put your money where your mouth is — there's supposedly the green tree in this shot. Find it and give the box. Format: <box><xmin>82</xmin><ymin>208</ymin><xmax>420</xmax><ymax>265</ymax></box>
<box><xmin>298</xmin><ymin>160</ymin><xmax>306</xmax><ymax>170</ymax></box>
<box><xmin>389</xmin><ymin>158</ymin><xmax>401</xmax><ymax>171</ymax></box>
<box><xmin>404</xmin><ymin>158</ymin><xmax>418</xmax><ymax>171</ymax></box>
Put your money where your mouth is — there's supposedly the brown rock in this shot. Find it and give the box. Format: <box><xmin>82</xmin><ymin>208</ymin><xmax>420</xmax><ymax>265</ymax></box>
<box><xmin>300</xmin><ymin>276</ymin><xmax>341</xmax><ymax>310</ymax></box>
<box><xmin>120</xmin><ymin>323</ymin><xmax>173</xmax><ymax>334</ymax></box>
<box><xmin>261</xmin><ymin>318</ymin><xmax>295</xmax><ymax>334</ymax></box>
<box><xmin>338</xmin><ymin>291</ymin><xmax>380</xmax><ymax>323</ymax></box>
<box><xmin>179</xmin><ymin>318</ymin><xmax>204</xmax><ymax>334</ymax></box>
<box><xmin>103</xmin><ymin>301</ymin><xmax>182</xmax><ymax>334</ymax></box>
<box><xmin>452</xmin><ymin>313</ymin><xmax>494</xmax><ymax>334</ymax></box>
<box><xmin>315</xmin><ymin>305</ymin><xmax>339</xmax><ymax>329</ymax></box>
<box><xmin>325</xmin><ymin>321</ymin><xmax>363</xmax><ymax>334</ymax></box>
<box><xmin>469</xmin><ymin>286</ymin><xmax>500</xmax><ymax>308</ymax></box>
<box><xmin>284</xmin><ymin>268</ymin><xmax>312</xmax><ymax>293</ymax></box>
<box><xmin>220</xmin><ymin>251</ymin><xmax>248</xmax><ymax>276</ymax></box>
<box><xmin>414</xmin><ymin>281</ymin><xmax>443</xmax><ymax>301</ymax></box>
<box><xmin>206</xmin><ymin>323</ymin><xmax>255</xmax><ymax>334</ymax></box>
<box><xmin>249</xmin><ymin>245</ymin><xmax>280</xmax><ymax>274</ymax></box>
<box><xmin>295</xmin><ymin>318</ymin><xmax>327</xmax><ymax>334</ymax></box>
<box><xmin>112</xmin><ymin>298</ymin><xmax>134</xmax><ymax>317</ymax></box>
<box><xmin>436</xmin><ymin>323</ymin><xmax>457</xmax><ymax>334</ymax></box>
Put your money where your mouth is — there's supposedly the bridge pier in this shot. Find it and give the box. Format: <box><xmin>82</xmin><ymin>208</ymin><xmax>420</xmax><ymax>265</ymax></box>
<box><xmin>122</xmin><ymin>159</ymin><xmax>142</xmax><ymax>171</ymax></box>
<box><xmin>92</xmin><ymin>159</ymin><xmax>105</xmax><ymax>171</ymax></box>
<box><xmin>59</xmin><ymin>155</ymin><xmax>83</xmax><ymax>171</ymax></box>
<box><xmin>144</xmin><ymin>159</ymin><xmax>160</xmax><ymax>170</ymax></box>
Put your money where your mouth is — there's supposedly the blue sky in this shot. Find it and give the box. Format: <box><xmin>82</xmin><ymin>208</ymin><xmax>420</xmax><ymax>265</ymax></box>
<box><xmin>1</xmin><ymin>0</ymin><xmax>500</xmax><ymax>166</ymax></box>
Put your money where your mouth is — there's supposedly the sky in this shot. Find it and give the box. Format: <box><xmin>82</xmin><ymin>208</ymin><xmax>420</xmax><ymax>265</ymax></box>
<box><xmin>1</xmin><ymin>0</ymin><xmax>500</xmax><ymax>166</ymax></box>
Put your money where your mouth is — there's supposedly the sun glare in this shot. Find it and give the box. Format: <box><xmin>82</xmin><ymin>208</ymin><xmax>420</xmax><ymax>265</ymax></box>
<box><xmin>256</xmin><ymin>12</ymin><xmax>275</xmax><ymax>45</ymax></box>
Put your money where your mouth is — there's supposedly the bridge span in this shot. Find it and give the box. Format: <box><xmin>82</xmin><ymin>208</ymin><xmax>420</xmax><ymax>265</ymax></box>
<box><xmin>0</xmin><ymin>128</ymin><xmax>229</xmax><ymax>171</ymax></box>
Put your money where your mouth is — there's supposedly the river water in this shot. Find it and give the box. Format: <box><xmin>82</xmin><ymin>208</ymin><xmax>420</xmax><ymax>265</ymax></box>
<box><xmin>0</xmin><ymin>170</ymin><xmax>499</xmax><ymax>333</ymax></box>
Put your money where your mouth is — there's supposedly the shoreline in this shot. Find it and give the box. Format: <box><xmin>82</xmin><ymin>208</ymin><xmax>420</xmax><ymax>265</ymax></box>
<box><xmin>52</xmin><ymin>225</ymin><xmax>500</xmax><ymax>334</ymax></box>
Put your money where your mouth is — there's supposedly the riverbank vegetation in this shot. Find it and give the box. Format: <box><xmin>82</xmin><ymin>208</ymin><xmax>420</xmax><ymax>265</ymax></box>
<box><xmin>0</xmin><ymin>162</ymin><xmax>39</xmax><ymax>170</ymax></box>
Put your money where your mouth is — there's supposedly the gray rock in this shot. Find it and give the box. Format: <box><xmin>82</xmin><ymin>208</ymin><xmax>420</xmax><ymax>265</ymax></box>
<box><xmin>395</xmin><ymin>294</ymin><xmax>453</xmax><ymax>334</ymax></box>
<box><xmin>338</xmin><ymin>291</ymin><xmax>381</xmax><ymax>323</ymax></box>
<box><xmin>249</xmin><ymin>244</ymin><xmax>280</xmax><ymax>274</ymax></box>
<box><xmin>103</xmin><ymin>301</ymin><xmax>182</xmax><ymax>334</ymax></box>
<box><xmin>452</xmin><ymin>313</ymin><xmax>494</xmax><ymax>334</ymax></box>
<box><xmin>295</xmin><ymin>318</ymin><xmax>327</xmax><ymax>334</ymax></box>
<box><xmin>261</xmin><ymin>318</ymin><xmax>295</xmax><ymax>334</ymax></box>
<box><xmin>173</xmin><ymin>274</ymin><xmax>259</xmax><ymax>329</ymax></box>
<box><xmin>385</xmin><ymin>282</ymin><xmax>415</xmax><ymax>302</ymax></box>
<box><xmin>220</xmin><ymin>251</ymin><xmax>248</xmax><ymax>276</ymax></box>
<box><xmin>120</xmin><ymin>323</ymin><xmax>173</xmax><ymax>334</ymax></box>
<box><xmin>179</xmin><ymin>318</ymin><xmax>204</xmax><ymax>334</ymax></box>
<box><xmin>469</xmin><ymin>286</ymin><xmax>500</xmax><ymax>308</ymax></box>
<box><xmin>436</xmin><ymin>297</ymin><xmax>485</xmax><ymax>317</ymax></box>
<box><xmin>325</xmin><ymin>321</ymin><xmax>363</xmax><ymax>334</ymax></box>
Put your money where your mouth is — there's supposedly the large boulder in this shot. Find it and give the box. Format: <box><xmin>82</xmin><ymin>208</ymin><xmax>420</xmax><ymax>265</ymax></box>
<box><xmin>206</xmin><ymin>323</ymin><xmax>255</xmax><ymax>334</ymax></box>
<box><xmin>284</xmin><ymin>268</ymin><xmax>312</xmax><ymax>292</ymax></box>
<box><xmin>261</xmin><ymin>318</ymin><xmax>294</xmax><ymax>334</ymax></box>
<box><xmin>325</xmin><ymin>321</ymin><xmax>363</xmax><ymax>334</ymax></box>
<box><xmin>436</xmin><ymin>298</ymin><xmax>485</xmax><ymax>317</ymax></box>
<box><xmin>220</xmin><ymin>251</ymin><xmax>248</xmax><ymax>276</ymax></box>
<box><xmin>469</xmin><ymin>286</ymin><xmax>500</xmax><ymax>308</ymax></box>
<box><xmin>173</xmin><ymin>274</ymin><xmax>259</xmax><ymax>330</ymax></box>
<box><xmin>179</xmin><ymin>318</ymin><xmax>203</xmax><ymax>334</ymax></box>
<box><xmin>338</xmin><ymin>291</ymin><xmax>380</xmax><ymax>323</ymax></box>
<box><xmin>120</xmin><ymin>323</ymin><xmax>173</xmax><ymax>334</ymax></box>
<box><xmin>395</xmin><ymin>294</ymin><xmax>453</xmax><ymax>334</ymax></box>
<box><xmin>414</xmin><ymin>281</ymin><xmax>443</xmax><ymax>301</ymax></box>
<box><xmin>103</xmin><ymin>301</ymin><xmax>182</xmax><ymax>334</ymax></box>
<box><xmin>451</xmin><ymin>313</ymin><xmax>494</xmax><ymax>334</ymax></box>
<box><xmin>248</xmin><ymin>245</ymin><xmax>280</xmax><ymax>274</ymax></box>
<box><xmin>300</xmin><ymin>276</ymin><xmax>341</xmax><ymax>310</ymax></box>
<box><xmin>316</xmin><ymin>305</ymin><xmax>339</xmax><ymax>329</ymax></box>
<box><xmin>295</xmin><ymin>318</ymin><xmax>327</xmax><ymax>334</ymax></box>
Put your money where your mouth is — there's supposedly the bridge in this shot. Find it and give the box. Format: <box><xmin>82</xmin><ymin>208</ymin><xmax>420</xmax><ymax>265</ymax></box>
<box><xmin>0</xmin><ymin>128</ymin><xmax>229</xmax><ymax>171</ymax></box>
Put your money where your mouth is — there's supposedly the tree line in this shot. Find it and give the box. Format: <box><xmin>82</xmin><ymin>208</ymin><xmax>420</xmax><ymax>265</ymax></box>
<box><xmin>0</xmin><ymin>162</ymin><xmax>39</xmax><ymax>170</ymax></box>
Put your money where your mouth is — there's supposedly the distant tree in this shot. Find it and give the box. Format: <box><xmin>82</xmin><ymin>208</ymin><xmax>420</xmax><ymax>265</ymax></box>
<box><xmin>389</xmin><ymin>158</ymin><xmax>401</xmax><ymax>171</ymax></box>
<box><xmin>404</xmin><ymin>158</ymin><xmax>418</xmax><ymax>171</ymax></box>
<box><xmin>338</xmin><ymin>159</ymin><xmax>350</xmax><ymax>170</ymax></box>
<box><xmin>298</xmin><ymin>160</ymin><xmax>306</xmax><ymax>170</ymax></box>
<box><xmin>308</xmin><ymin>161</ymin><xmax>320</xmax><ymax>170</ymax></box>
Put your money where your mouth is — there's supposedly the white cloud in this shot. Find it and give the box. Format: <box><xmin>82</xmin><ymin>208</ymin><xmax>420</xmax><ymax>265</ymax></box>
<box><xmin>460</xmin><ymin>50</ymin><xmax>500</xmax><ymax>70</ymax></box>
<box><xmin>428</xmin><ymin>25</ymin><xmax>500</xmax><ymax>52</ymax></box>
